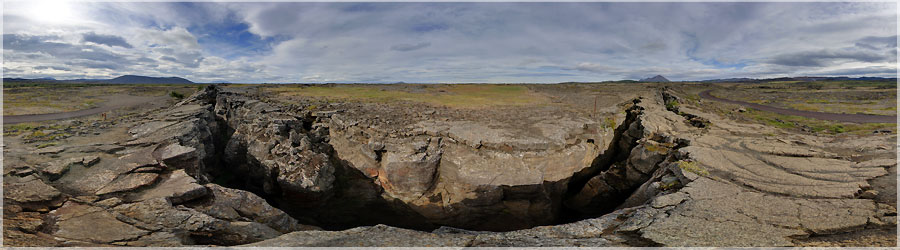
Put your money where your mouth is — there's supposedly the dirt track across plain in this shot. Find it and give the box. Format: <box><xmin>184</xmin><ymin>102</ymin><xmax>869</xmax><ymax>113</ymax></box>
<box><xmin>2</xmin><ymin>94</ymin><xmax>165</xmax><ymax>124</ymax></box>
<box><xmin>699</xmin><ymin>90</ymin><xmax>897</xmax><ymax>124</ymax></box>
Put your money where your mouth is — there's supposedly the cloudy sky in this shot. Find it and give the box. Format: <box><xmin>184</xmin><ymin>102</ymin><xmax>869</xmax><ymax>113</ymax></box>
<box><xmin>2</xmin><ymin>2</ymin><xmax>897</xmax><ymax>83</ymax></box>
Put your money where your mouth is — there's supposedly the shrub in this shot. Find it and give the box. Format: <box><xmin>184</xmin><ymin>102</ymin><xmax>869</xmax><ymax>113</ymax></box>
<box><xmin>831</xmin><ymin>125</ymin><xmax>846</xmax><ymax>134</ymax></box>
<box><xmin>665</xmin><ymin>100</ymin><xmax>679</xmax><ymax>111</ymax></box>
<box><xmin>170</xmin><ymin>91</ymin><xmax>185</xmax><ymax>99</ymax></box>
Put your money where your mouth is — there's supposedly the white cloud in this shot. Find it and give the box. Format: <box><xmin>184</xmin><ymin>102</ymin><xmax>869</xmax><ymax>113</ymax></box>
<box><xmin>2</xmin><ymin>2</ymin><xmax>897</xmax><ymax>82</ymax></box>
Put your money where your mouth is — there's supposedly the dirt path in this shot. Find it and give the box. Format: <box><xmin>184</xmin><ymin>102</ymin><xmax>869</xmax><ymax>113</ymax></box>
<box><xmin>699</xmin><ymin>90</ymin><xmax>897</xmax><ymax>124</ymax></box>
<box><xmin>2</xmin><ymin>94</ymin><xmax>166</xmax><ymax>124</ymax></box>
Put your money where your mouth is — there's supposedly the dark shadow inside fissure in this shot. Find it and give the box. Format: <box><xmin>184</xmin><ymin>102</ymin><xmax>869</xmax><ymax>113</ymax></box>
<box><xmin>199</xmin><ymin>98</ymin><xmax>644</xmax><ymax>234</ymax></box>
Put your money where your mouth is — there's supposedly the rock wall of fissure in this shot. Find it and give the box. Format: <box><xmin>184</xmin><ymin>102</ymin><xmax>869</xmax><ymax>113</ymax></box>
<box><xmin>189</xmin><ymin>86</ymin><xmax>693</xmax><ymax>232</ymax></box>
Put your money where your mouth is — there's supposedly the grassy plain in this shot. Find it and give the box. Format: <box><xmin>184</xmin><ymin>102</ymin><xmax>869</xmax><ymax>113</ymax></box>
<box><xmin>676</xmin><ymin>80</ymin><xmax>897</xmax><ymax>135</ymax></box>
<box><xmin>3</xmin><ymin>82</ymin><xmax>199</xmax><ymax>115</ymax></box>
<box><xmin>266</xmin><ymin>84</ymin><xmax>552</xmax><ymax>109</ymax></box>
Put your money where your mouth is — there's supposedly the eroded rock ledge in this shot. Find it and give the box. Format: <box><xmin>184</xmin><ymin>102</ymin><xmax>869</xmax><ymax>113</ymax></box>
<box><xmin>202</xmin><ymin>86</ymin><xmax>667</xmax><ymax>231</ymax></box>
<box><xmin>4</xmin><ymin>85</ymin><xmax>895</xmax><ymax>247</ymax></box>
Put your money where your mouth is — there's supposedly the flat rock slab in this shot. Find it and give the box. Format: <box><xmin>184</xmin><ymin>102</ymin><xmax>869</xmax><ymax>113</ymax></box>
<box><xmin>95</xmin><ymin>173</ymin><xmax>159</xmax><ymax>196</ymax></box>
<box><xmin>128</xmin><ymin>121</ymin><xmax>177</xmax><ymax>138</ymax></box>
<box><xmin>246</xmin><ymin>224</ymin><xmax>475</xmax><ymax>247</ymax></box>
<box><xmin>36</xmin><ymin>146</ymin><xmax>65</xmax><ymax>155</ymax></box>
<box><xmin>682</xmin><ymin>139</ymin><xmax>887</xmax><ymax>198</ymax></box>
<box><xmin>81</xmin><ymin>156</ymin><xmax>101</xmax><ymax>167</ymax></box>
<box><xmin>50</xmin><ymin>202</ymin><xmax>149</xmax><ymax>243</ymax></box>
<box><xmin>131</xmin><ymin>169</ymin><xmax>206</xmax><ymax>204</ymax></box>
<box><xmin>43</xmin><ymin>157</ymin><xmax>84</xmax><ymax>180</ymax></box>
<box><xmin>4</xmin><ymin>175</ymin><xmax>65</xmax><ymax>211</ymax></box>
<box><xmin>632</xmin><ymin>178</ymin><xmax>882</xmax><ymax>246</ymax></box>
<box><xmin>194</xmin><ymin>184</ymin><xmax>310</xmax><ymax>233</ymax></box>
<box><xmin>57</xmin><ymin>147</ymin><xmax>162</xmax><ymax>195</ymax></box>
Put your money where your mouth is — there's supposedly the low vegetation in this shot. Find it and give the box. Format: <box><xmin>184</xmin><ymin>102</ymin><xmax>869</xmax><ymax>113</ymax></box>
<box><xmin>170</xmin><ymin>91</ymin><xmax>185</xmax><ymax>99</ymax></box>
<box><xmin>742</xmin><ymin>108</ymin><xmax>893</xmax><ymax>135</ymax></box>
<box><xmin>3</xmin><ymin>82</ymin><xmax>198</xmax><ymax>115</ymax></box>
<box><xmin>269</xmin><ymin>84</ymin><xmax>551</xmax><ymax>108</ymax></box>
<box><xmin>677</xmin><ymin>160</ymin><xmax>709</xmax><ymax>176</ymax></box>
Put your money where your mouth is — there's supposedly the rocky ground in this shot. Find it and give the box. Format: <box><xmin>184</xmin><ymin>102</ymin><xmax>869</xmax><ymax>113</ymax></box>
<box><xmin>3</xmin><ymin>84</ymin><xmax>896</xmax><ymax>246</ymax></box>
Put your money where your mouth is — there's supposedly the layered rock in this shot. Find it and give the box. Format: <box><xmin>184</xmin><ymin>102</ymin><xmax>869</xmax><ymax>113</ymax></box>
<box><xmin>247</xmin><ymin>88</ymin><xmax>895</xmax><ymax>247</ymax></box>
<box><xmin>214</xmin><ymin>92</ymin><xmax>336</xmax><ymax>204</ymax></box>
<box><xmin>5</xmin><ymin>85</ymin><xmax>895</xmax><ymax>247</ymax></box>
<box><xmin>326</xmin><ymin>103</ymin><xmax>614</xmax><ymax>230</ymax></box>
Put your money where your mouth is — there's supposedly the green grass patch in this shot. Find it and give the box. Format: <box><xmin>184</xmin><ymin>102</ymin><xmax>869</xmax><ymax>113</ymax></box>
<box><xmin>271</xmin><ymin>84</ymin><xmax>550</xmax><ymax>108</ymax></box>
<box><xmin>3</xmin><ymin>123</ymin><xmax>38</xmax><ymax>136</ymax></box>
<box><xmin>743</xmin><ymin>108</ymin><xmax>895</xmax><ymax>135</ymax></box>
<box><xmin>25</xmin><ymin>130</ymin><xmax>47</xmax><ymax>139</ymax></box>
<box><xmin>805</xmin><ymin>99</ymin><xmax>832</xmax><ymax>104</ymax></box>
<box><xmin>838</xmin><ymin>80</ymin><xmax>897</xmax><ymax>89</ymax></box>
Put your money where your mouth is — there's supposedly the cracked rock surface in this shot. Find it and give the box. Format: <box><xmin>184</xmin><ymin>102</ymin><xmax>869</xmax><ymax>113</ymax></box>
<box><xmin>3</xmin><ymin>85</ymin><xmax>895</xmax><ymax>247</ymax></box>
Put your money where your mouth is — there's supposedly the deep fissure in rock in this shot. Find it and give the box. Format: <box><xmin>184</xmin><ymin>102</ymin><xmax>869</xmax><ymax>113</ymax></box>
<box><xmin>195</xmin><ymin>87</ymin><xmax>665</xmax><ymax>232</ymax></box>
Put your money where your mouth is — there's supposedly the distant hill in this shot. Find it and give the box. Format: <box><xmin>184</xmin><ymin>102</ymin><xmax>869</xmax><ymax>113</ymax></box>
<box><xmin>3</xmin><ymin>75</ymin><xmax>194</xmax><ymax>84</ymax></box>
<box><xmin>699</xmin><ymin>76</ymin><xmax>896</xmax><ymax>83</ymax></box>
<box><xmin>699</xmin><ymin>78</ymin><xmax>759</xmax><ymax>83</ymax></box>
<box><xmin>640</xmin><ymin>75</ymin><xmax>670</xmax><ymax>82</ymax></box>
<box><xmin>106</xmin><ymin>75</ymin><xmax>193</xmax><ymax>84</ymax></box>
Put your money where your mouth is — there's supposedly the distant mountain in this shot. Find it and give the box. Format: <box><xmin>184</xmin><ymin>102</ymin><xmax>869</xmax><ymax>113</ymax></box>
<box><xmin>105</xmin><ymin>75</ymin><xmax>193</xmax><ymax>84</ymax></box>
<box><xmin>699</xmin><ymin>78</ymin><xmax>759</xmax><ymax>83</ymax></box>
<box><xmin>3</xmin><ymin>75</ymin><xmax>194</xmax><ymax>84</ymax></box>
<box><xmin>60</xmin><ymin>78</ymin><xmax>108</xmax><ymax>83</ymax></box>
<box><xmin>640</xmin><ymin>75</ymin><xmax>670</xmax><ymax>82</ymax></box>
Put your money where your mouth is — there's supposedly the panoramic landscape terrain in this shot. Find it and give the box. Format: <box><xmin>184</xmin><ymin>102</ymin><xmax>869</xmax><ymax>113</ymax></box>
<box><xmin>2</xmin><ymin>77</ymin><xmax>897</xmax><ymax>246</ymax></box>
<box><xmin>2</xmin><ymin>1</ymin><xmax>898</xmax><ymax>247</ymax></box>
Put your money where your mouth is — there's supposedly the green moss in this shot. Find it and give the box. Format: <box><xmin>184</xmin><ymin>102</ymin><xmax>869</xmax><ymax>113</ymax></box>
<box><xmin>677</xmin><ymin>160</ymin><xmax>709</xmax><ymax>177</ymax></box>
<box><xmin>659</xmin><ymin>179</ymin><xmax>681</xmax><ymax>190</ymax></box>
<box><xmin>602</xmin><ymin>116</ymin><xmax>617</xmax><ymax>129</ymax></box>
<box><xmin>36</xmin><ymin>142</ymin><xmax>58</xmax><ymax>149</ymax></box>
